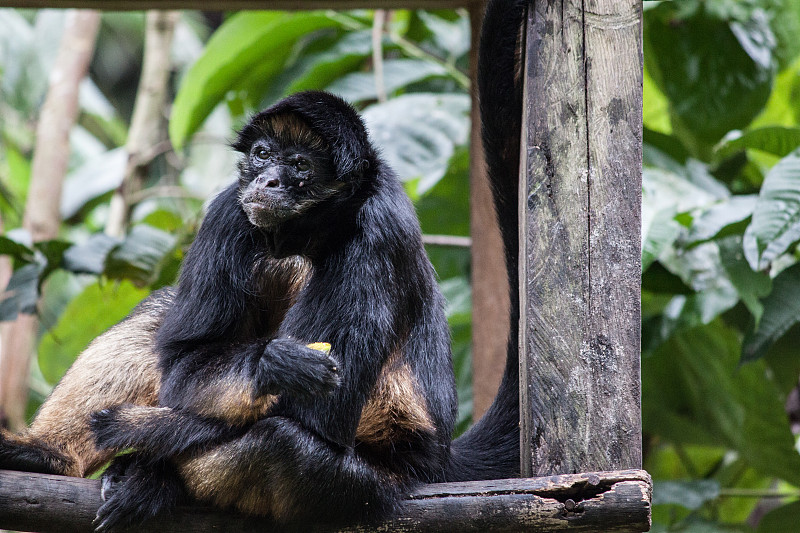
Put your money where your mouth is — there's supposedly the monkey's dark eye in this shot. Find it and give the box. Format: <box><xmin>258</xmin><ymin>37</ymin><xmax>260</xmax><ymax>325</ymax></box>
<box><xmin>294</xmin><ymin>158</ymin><xmax>311</xmax><ymax>172</ymax></box>
<box><xmin>254</xmin><ymin>148</ymin><xmax>270</xmax><ymax>161</ymax></box>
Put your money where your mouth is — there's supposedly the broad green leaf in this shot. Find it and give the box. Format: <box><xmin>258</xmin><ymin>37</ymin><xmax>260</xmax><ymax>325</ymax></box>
<box><xmin>717</xmin><ymin>236</ymin><xmax>771</xmax><ymax>324</ymax></box>
<box><xmin>752</xmin><ymin>55</ymin><xmax>800</xmax><ymax>128</ymax></box>
<box><xmin>742</xmin><ymin>263</ymin><xmax>800</xmax><ymax>362</ymax></box>
<box><xmin>363</xmin><ymin>93</ymin><xmax>469</xmax><ymax>194</ymax></box>
<box><xmin>659</xmin><ymin>242</ymin><xmax>739</xmax><ymax>325</ymax></box>
<box><xmin>283</xmin><ymin>31</ymin><xmax>373</xmax><ymax>96</ymax></box>
<box><xmin>416</xmin><ymin>147</ymin><xmax>470</xmax><ymax>238</ymax></box>
<box><xmin>643</xmin><ymin>321</ymin><xmax>800</xmax><ymax>486</ymax></box>
<box><xmin>756</xmin><ymin>501</ymin><xmax>800</xmax><ymax>533</ymax></box>
<box><xmin>642</xmin><ymin>167</ymin><xmax>719</xmax><ymax>271</ymax></box>
<box><xmin>684</xmin><ymin>195</ymin><xmax>756</xmax><ymax>247</ymax></box>
<box><xmin>742</xmin><ymin>150</ymin><xmax>800</xmax><ymax>270</ymax></box>
<box><xmin>0</xmin><ymin>235</ymin><xmax>34</xmax><ymax>263</ymax></box>
<box><xmin>642</xmin><ymin>262</ymin><xmax>693</xmax><ymax>295</ymax></box>
<box><xmin>62</xmin><ymin>233</ymin><xmax>121</xmax><ymax>275</ymax></box>
<box><xmin>644</xmin><ymin>2</ymin><xmax>774</xmax><ymax>144</ymax></box>
<box><xmin>643</xmin><ymin>66</ymin><xmax>671</xmax><ymax>135</ymax></box>
<box><xmin>0</xmin><ymin>263</ymin><xmax>41</xmax><ymax>321</ymax></box>
<box><xmin>34</xmin><ymin>239</ymin><xmax>71</xmax><ymax>283</ymax></box>
<box><xmin>38</xmin><ymin>281</ymin><xmax>149</xmax><ymax>384</ymax></box>
<box><xmin>327</xmin><ymin>59</ymin><xmax>449</xmax><ymax>104</ymax></box>
<box><xmin>440</xmin><ymin>275</ymin><xmax>472</xmax><ymax>435</ymax></box>
<box><xmin>104</xmin><ymin>225</ymin><xmax>177</xmax><ymax>286</ymax></box>
<box><xmin>715</xmin><ymin>127</ymin><xmax>800</xmax><ymax>160</ymax></box>
<box><xmin>60</xmin><ymin>148</ymin><xmax>126</xmax><ymax>220</ymax></box>
<box><xmin>642</xmin><ymin>209</ymin><xmax>681</xmax><ymax>272</ymax></box>
<box><xmin>416</xmin><ymin>11</ymin><xmax>470</xmax><ymax>60</ymax></box>
<box><xmin>644</xmin><ymin>129</ymin><xmax>688</xmax><ymax>165</ymax></box>
<box><xmin>169</xmin><ymin>11</ymin><xmax>341</xmax><ymax>149</ymax></box>
<box><xmin>652</xmin><ymin>480</ymin><xmax>719</xmax><ymax>510</ymax></box>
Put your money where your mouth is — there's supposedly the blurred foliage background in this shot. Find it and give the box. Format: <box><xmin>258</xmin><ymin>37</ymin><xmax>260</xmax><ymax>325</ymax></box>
<box><xmin>1</xmin><ymin>1</ymin><xmax>800</xmax><ymax>531</ymax></box>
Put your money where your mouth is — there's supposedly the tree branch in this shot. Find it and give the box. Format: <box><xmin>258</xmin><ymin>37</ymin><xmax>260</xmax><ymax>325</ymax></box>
<box><xmin>0</xmin><ymin>9</ymin><xmax>100</xmax><ymax>431</ymax></box>
<box><xmin>0</xmin><ymin>469</ymin><xmax>651</xmax><ymax>533</ymax></box>
<box><xmin>105</xmin><ymin>10</ymin><xmax>179</xmax><ymax>237</ymax></box>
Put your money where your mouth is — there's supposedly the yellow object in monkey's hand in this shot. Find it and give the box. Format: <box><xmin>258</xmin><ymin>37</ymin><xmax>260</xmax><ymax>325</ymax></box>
<box><xmin>306</xmin><ymin>342</ymin><xmax>332</xmax><ymax>354</ymax></box>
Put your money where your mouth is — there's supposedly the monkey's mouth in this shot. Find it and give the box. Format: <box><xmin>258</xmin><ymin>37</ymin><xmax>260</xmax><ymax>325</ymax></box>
<box><xmin>241</xmin><ymin>199</ymin><xmax>297</xmax><ymax>229</ymax></box>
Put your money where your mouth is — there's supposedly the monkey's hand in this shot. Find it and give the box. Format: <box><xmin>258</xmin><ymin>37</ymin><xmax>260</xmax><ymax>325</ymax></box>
<box><xmin>256</xmin><ymin>337</ymin><xmax>341</xmax><ymax>400</ymax></box>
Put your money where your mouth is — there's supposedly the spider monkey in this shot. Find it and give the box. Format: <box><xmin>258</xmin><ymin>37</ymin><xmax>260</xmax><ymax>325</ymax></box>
<box><xmin>0</xmin><ymin>0</ymin><xmax>527</xmax><ymax>530</ymax></box>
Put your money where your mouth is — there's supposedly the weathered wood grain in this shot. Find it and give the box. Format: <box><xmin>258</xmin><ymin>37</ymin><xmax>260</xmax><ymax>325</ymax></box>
<box><xmin>518</xmin><ymin>0</ymin><xmax>642</xmax><ymax>476</ymax></box>
<box><xmin>0</xmin><ymin>468</ymin><xmax>651</xmax><ymax>532</ymax></box>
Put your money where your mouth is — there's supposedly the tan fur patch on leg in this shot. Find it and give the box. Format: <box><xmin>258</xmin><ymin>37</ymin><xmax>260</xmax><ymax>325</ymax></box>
<box><xmin>24</xmin><ymin>294</ymin><xmax>168</xmax><ymax>476</ymax></box>
<box><xmin>179</xmin><ymin>441</ymin><xmax>274</xmax><ymax>515</ymax></box>
<box><xmin>356</xmin><ymin>351</ymin><xmax>435</xmax><ymax>446</ymax></box>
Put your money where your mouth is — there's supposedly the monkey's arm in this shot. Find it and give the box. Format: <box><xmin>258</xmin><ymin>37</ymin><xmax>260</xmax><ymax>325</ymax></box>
<box><xmin>154</xmin><ymin>184</ymin><xmax>338</xmax><ymax>419</ymax></box>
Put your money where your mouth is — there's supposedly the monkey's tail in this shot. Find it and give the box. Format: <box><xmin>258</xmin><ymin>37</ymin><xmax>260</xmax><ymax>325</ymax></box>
<box><xmin>444</xmin><ymin>0</ymin><xmax>527</xmax><ymax>482</ymax></box>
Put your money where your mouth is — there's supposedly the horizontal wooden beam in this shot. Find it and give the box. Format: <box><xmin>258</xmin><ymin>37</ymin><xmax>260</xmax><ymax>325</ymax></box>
<box><xmin>0</xmin><ymin>1</ymin><xmax>474</xmax><ymax>9</ymax></box>
<box><xmin>0</xmin><ymin>468</ymin><xmax>651</xmax><ymax>532</ymax></box>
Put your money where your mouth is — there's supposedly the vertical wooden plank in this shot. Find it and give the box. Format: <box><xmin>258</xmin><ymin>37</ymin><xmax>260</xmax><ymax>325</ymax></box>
<box><xmin>584</xmin><ymin>0</ymin><xmax>643</xmax><ymax>471</ymax></box>
<box><xmin>519</xmin><ymin>0</ymin><xmax>642</xmax><ymax>476</ymax></box>
<box><xmin>468</xmin><ymin>0</ymin><xmax>510</xmax><ymax>420</ymax></box>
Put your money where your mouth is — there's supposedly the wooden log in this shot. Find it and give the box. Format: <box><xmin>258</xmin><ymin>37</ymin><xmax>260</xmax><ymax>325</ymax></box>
<box><xmin>0</xmin><ymin>468</ymin><xmax>651</xmax><ymax>532</ymax></box>
<box><xmin>0</xmin><ymin>0</ymin><xmax>474</xmax><ymax>9</ymax></box>
<box><xmin>518</xmin><ymin>0</ymin><xmax>642</xmax><ymax>477</ymax></box>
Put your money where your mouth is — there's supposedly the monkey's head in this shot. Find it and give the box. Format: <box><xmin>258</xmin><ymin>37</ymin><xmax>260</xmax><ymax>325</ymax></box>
<box><xmin>233</xmin><ymin>92</ymin><xmax>376</xmax><ymax>231</ymax></box>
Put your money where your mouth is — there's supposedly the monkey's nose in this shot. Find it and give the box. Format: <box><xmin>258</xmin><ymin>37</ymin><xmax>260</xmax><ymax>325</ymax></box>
<box><xmin>265</xmin><ymin>178</ymin><xmax>280</xmax><ymax>188</ymax></box>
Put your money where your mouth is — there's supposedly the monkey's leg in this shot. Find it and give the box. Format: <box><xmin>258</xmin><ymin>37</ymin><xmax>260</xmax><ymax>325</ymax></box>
<box><xmin>178</xmin><ymin>416</ymin><xmax>407</xmax><ymax>525</ymax></box>
<box><xmin>0</xmin><ymin>293</ymin><xmax>167</xmax><ymax>477</ymax></box>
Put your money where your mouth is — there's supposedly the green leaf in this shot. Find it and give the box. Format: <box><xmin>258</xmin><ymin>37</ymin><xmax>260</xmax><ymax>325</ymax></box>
<box><xmin>642</xmin><ymin>167</ymin><xmax>721</xmax><ymax>271</ymax></box>
<box><xmin>715</xmin><ymin>127</ymin><xmax>800</xmax><ymax>160</ymax></box>
<box><xmin>652</xmin><ymin>480</ymin><xmax>720</xmax><ymax>510</ymax></box>
<box><xmin>363</xmin><ymin>93</ymin><xmax>469</xmax><ymax>193</ymax></box>
<box><xmin>0</xmin><ymin>235</ymin><xmax>34</xmax><ymax>263</ymax></box>
<box><xmin>60</xmin><ymin>148</ymin><xmax>126</xmax><ymax>220</ymax></box>
<box><xmin>62</xmin><ymin>233</ymin><xmax>121</xmax><ymax>275</ymax></box>
<box><xmin>169</xmin><ymin>11</ymin><xmax>341</xmax><ymax>149</ymax></box>
<box><xmin>756</xmin><ymin>501</ymin><xmax>800</xmax><ymax>533</ymax></box>
<box><xmin>742</xmin><ymin>150</ymin><xmax>800</xmax><ymax>270</ymax></box>
<box><xmin>34</xmin><ymin>239</ymin><xmax>71</xmax><ymax>283</ymax></box>
<box><xmin>283</xmin><ymin>31</ymin><xmax>373</xmax><ymax>96</ymax></box>
<box><xmin>104</xmin><ymin>225</ymin><xmax>177</xmax><ymax>286</ymax></box>
<box><xmin>742</xmin><ymin>263</ymin><xmax>800</xmax><ymax>362</ymax></box>
<box><xmin>643</xmin><ymin>321</ymin><xmax>800</xmax><ymax>486</ymax></box>
<box><xmin>717</xmin><ymin>236</ymin><xmax>771</xmax><ymax>325</ymax></box>
<box><xmin>0</xmin><ymin>263</ymin><xmax>41</xmax><ymax>321</ymax></box>
<box><xmin>644</xmin><ymin>2</ymin><xmax>775</xmax><ymax>144</ymax></box>
<box><xmin>684</xmin><ymin>195</ymin><xmax>756</xmax><ymax>247</ymax></box>
<box><xmin>440</xmin><ymin>275</ymin><xmax>472</xmax><ymax>436</ymax></box>
<box><xmin>38</xmin><ymin>281</ymin><xmax>149</xmax><ymax>384</ymax></box>
<box><xmin>642</xmin><ymin>262</ymin><xmax>693</xmax><ymax>295</ymax></box>
<box><xmin>416</xmin><ymin>147</ymin><xmax>470</xmax><ymax>238</ymax></box>
<box><xmin>327</xmin><ymin>59</ymin><xmax>449</xmax><ymax>104</ymax></box>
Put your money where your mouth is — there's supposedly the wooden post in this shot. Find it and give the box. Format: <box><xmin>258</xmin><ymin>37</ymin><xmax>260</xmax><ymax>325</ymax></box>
<box><xmin>518</xmin><ymin>0</ymin><xmax>642</xmax><ymax>477</ymax></box>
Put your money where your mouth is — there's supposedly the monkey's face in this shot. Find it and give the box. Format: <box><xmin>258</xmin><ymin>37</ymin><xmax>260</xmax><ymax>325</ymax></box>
<box><xmin>238</xmin><ymin>136</ymin><xmax>340</xmax><ymax>230</ymax></box>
